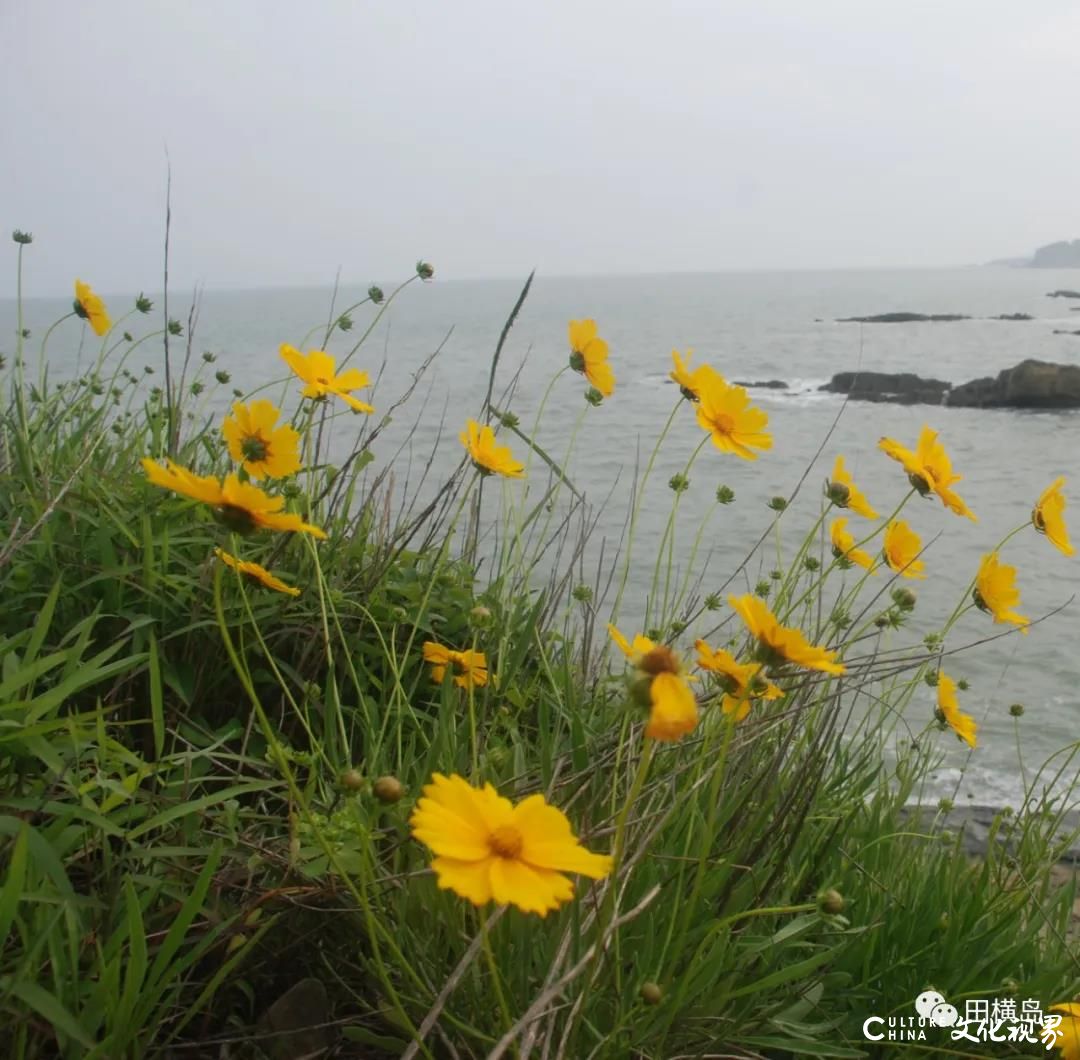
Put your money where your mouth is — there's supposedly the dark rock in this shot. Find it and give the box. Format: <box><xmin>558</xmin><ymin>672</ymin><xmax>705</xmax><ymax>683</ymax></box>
<box><xmin>1047</xmin><ymin>289</ymin><xmax>1080</xmax><ymax>299</ymax></box>
<box><xmin>1053</xmin><ymin>330</ymin><xmax>1080</xmax><ymax>336</ymax></box>
<box><xmin>899</xmin><ymin>805</ymin><xmax>1080</xmax><ymax>863</ymax></box>
<box><xmin>257</xmin><ymin>978</ymin><xmax>336</xmax><ymax>1059</ymax></box>
<box><xmin>836</xmin><ymin>312</ymin><xmax>970</xmax><ymax>323</ymax></box>
<box><xmin>992</xmin><ymin>313</ymin><xmax>1034</xmax><ymax>321</ymax></box>
<box><xmin>819</xmin><ymin>371</ymin><xmax>951</xmax><ymax>406</ymax></box>
<box><xmin>947</xmin><ymin>359</ymin><xmax>1080</xmax><ymax>409</ymax></box>
<box><xmin>1032</xmin><ymin>240</ymin><xmax>1080</xmax><ymax>268</ymax></box>
<box><xmin>734</xmin><ymin>379</ymin><xmax>788</xmax><ymax>389</ymax></box>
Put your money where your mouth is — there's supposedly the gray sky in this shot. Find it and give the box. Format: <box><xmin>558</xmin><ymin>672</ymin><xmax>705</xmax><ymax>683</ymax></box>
<box><xmin>4</xmin><ymin>0</ymin><xmax>1079</xmax><ymax>294</ymax></box>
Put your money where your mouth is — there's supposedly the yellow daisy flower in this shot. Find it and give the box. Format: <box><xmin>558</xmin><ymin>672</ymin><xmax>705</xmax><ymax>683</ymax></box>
<box><xmin>878</xmin><ymin>425</ymin><xmax>976</xmax><ymax>521</ymax></box>
<box><xmin>568</xmin><ymin>319</ymin><xmax>615</xmax><ymax>397</ymax></box>
<box><xmin>727</xmin><ymin>595</ymin><xmax>845</xmax><ymax>675</ymax></box>
<box><xmin>141</xmin><ymin>458</ymin><xmax>326</xmax><ymax>537</ymax></box>
<box><xmin>422</xmin><ymin>642</ymin><xmax>489</xmax><ymax>689</ymax></box>
<box><xmin>830</xmin><ymin>517</ymin><xmax>876</xmax><ymax>572</ymax></box>
<box><xmin>221</xmin><ymin>400</ymin><xmax>302</xmax><ymax>480</ymax></box>
<box><xmin>1047</xmin><ymin>1004</ymin><xmax>1080</xmax><ymax>1060</ymax></box>
<box><xmin>827</xmin><ymin>455</ymin><xmax>878</xmax><ymax>519</ymax></box>
<box><xmin>409</xmin><ymin>772</ymin><xmax>612</xmax><ymax>916</ymax></box>
<box><xmin>881</xmin><ymin>520</ymin><xmax>926</xmax><ymax>580</ymax></box>
<box><xmin>695</xmin><ymin>367</ymin><xmax>772</xmax><ymax>460</ymax></box>
<box><xmin>1033</xmin><ymin>478</ymin><xmax>1074</xmax><ymax>557</ymax></box>
<box><xmin>459</xmin><ymin>419</ymin><xmax>525</xmax><ymax>478</ymax></box>
<box><xmin>694</xmin><ymin>640</ymin><xmax>783</xmax><ymax>721</ymax></box>
<box><xmin>936</xmin><ymin>672</ymin><xmax>976</xmax><ymax>748</ymax></box>
<box><xmin>74</xmin><ymin>279</ymin><xmax>112</xmax><ymax>337</ymax></box>
<box><xmin>608</xmin><ymin>624</ymin><xmax>698</xmax><ymax>741</ymax></box>
<box><xmin>973</xmin><ymin>552</ymin><xmax>1029</xmax><ymax>632</ymax></box>
<box><xmin>280</xmin><ymin>344</ymin><xmax>374</xmax><ymax>413</ymax></box>
<box><xmin>214</xmin><ymin>547</ymin><xmax>300</xmax><ymax>596</ymax></box>
<box><xmin>670</xmin><ymin>349</ymin><xmax>709</xmax><ymax>401</ymax></box>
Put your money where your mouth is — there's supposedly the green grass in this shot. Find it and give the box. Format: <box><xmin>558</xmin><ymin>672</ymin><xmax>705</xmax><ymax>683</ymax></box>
<box><xmin>2</xmin><ymin>237</ymin><xmax>1079</xmax><ymax>1059</ymax></box>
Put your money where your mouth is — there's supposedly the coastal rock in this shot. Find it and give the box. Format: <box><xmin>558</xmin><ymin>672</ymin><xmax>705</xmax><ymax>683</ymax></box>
<box><xmin>946</xmin><ymin>359</ymin><xmax>1080</xmax><ymax>409</ymax></box>
<box><xmin>1053</xmin><ymin>330</ymin><xmax>1080</xmax><ymax>336</ymax></box>
<box><xmin>836</xmin><ymin>312</ymin><xmax>969</xmax><ymax>324</ymax></box>
<box><xmin>734</xmin><ymin>379</ymin><xmax>788</xmax><ymax>389</ymax></box>
<box><xmin>1047</xmin><ymin>289</ymin><xmax>1080</xmax><ymax>299</ymax></box>
<box><xmin>992</xmin><ymin>313</ymin><xmax>1034</xmax><ymax>321</ymax></box>
<box><xmin>818</xmin><ymin>371</ymin><xmax>950</xmax><ymax>406</ymax></box>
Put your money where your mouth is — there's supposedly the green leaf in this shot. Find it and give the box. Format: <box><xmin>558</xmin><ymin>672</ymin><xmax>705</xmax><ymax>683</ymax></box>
<box><xmin>6</xmin><ymin>979</ymin><xmax>95</xmax><ymax>1047</ymax></box>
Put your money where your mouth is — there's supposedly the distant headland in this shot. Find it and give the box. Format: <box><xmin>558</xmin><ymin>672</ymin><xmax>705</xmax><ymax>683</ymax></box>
<box><xmin>988</xmin><ymin>239</ymin><xmax>1080</xmax><ymax>268</ymax></box>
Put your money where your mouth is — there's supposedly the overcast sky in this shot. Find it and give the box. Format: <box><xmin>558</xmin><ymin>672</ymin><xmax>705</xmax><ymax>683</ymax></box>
<box><xmin>3</xmin><ymin>1</ymin><xmax>1079</xmax><ymax>294</ymax></box>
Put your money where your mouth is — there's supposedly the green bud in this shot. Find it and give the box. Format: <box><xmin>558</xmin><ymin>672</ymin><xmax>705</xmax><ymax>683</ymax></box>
<box><xmin>190</xmin><ymin>381</ymin><xmax>204</xmax><ymax>396</ymax></box>
<box><xmin>818</xmin><ymin>889</ymin><xmax>845</xmax><ymax>915</ymax></box>
<box><xmin>232</xmin><ymin>388</ymin><xmax>244</xmax><ymax>398</ymax></box>
<box><xmin>470</xmin><ymin>604</ymin><xmax>492</xmax><ymax>625</ymax></box>
<box><xmin>202</xmin><ymin>350</ymin><xmax>216</xmax><ymax>363</ymax></box>
<box><xmin>826</xmin><ymin>479</ymin><xmax>851</xmax><ymax>507</ymax></box>
<box><xmin>769</xmin><ymin>569</ymin><xmax>782</xmax><ymax>581</ymax></box>
<box><xmin>767</xmin><ymin>496</ymin><xmax>788</xmax><ymax>512</ymax></box>
<box><xmin>572</xmin><ymin>585</ymin><xmax>593</xmax><ymax>604</ymax></box>
<box><xmin>135</xmin><ymin>293</ymin><xmax>153</xmax><ymax>313</ymax></box>
<box><xmin>804</xmin><ymin>556</ymin><xmax>820</xmax><ymax>571</ymax></box>
<box><xmin>925</xmin><ymin>671</ymin><xmax>939</xmax><ymax>688</ymax></box>
<box><xmin>754</xmin><ymin>580</ymin><xmax>771</xmax><ymax>598</ymax></box>
<box><xmin>1009</xmin><ymin>702</ymin><xmax>1024</xmax><ymax>717</ymax></box>
<box><xmin>670</xmin><ymin>620</ymin><xmax>686</xmax><ymax>636</ymax></box>
<box><xmin>167</xmin><ymin>319</ymin><xmax>183</xmax><ymax>336</ymax></box>
<box><xmin>340</xmin><ymin>768</ymin><xmax>365</xmax><ymax>792</ymax></box>
<box><xmin>336</xmin><ymin>313</ymin><xmax>354</xmax><ymax>332</ymax></box>
<box><xmin>215</xmin><ymin>370</ymin><xmax>231</xmax><ymax>384</ymax></box>
<box><xmin>892</xmin><ymin>587</ymin><xmax>917</xmax><ymax>611</ymax></box>
<box><xmin>12</xmin><ymin>230</ymin><xmax>33</xmax><ymax>245</ymax></box>
<box><xmin>20</xmin><ymin>328</ymin><xmax>30</xmax><ymax>339</ymax></box>
<box><xmin>704</xmin><ymin>592</ymin><xmax>721</xmax><ymax>611</ymax></box>
<box><xmin>373</xmin><ymin>776</ymin><xmax>405</xmax><ymax>803</ymax></box>
<box><xmin>640</xmin><ymin>982</ymin><xmax>663</xmax><ymax>1005</ymax></box>
<box><xmin>585</xmin><ymin>386</ymin><xmax>604</xmax><ymax>406</ymax></box>
<box><xmin>122</xmin><ymin>331</ymin><xmax>133</xmax><ymax>342</ymax></box>
<box><xmin>938</xmin><ymin>798</ymin><xmax>954</xmax><ymax>813</ymax></box>
<box><xmin>416</xmin><ymin>260</ymin><xmax>434</xmax><ymax>280</ymax></box>
<box><xmin>499</xmin><ymin>410</ymin><xmax>519</xmax><ymax>429</ymax></box>
<box><xmin>668</xmin><ymin>473</ymin><xmax>689</xmax><ymax>493</ymax></box>
<box><xmin>716</xmin><ymin>485</ymin><xmax>735</xmax><ymax>504</ymax></box>
<box><xmin>368</xmin><ymin>284</ymin><xmax>384</xmax><ymax>305</ymax></box>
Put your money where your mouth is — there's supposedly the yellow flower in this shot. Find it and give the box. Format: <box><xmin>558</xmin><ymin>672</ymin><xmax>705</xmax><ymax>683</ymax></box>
<box><xmin>973</xmin><ymin>552</ymin><xmax>1029</xmax><ymax>632</ymax></box>
<box><xmin>727</xmin><ymin>595</ymin><xmax>845</xmax><ymax>675</ymax></box>
<box><xmin>1033</xmin><ymin>478</ymin><xmax>1074</xmax><ymax>557</ymax></box>
<box><xmin>1048</xmin><ymin>1004</ymin><xmax>1080</xmax><ymax>1060</ymax></box>
<box><xmin>568</xmin><ymin>319</ymin><xmax>615</xmax><ymax>397</ymax></box>
<box><xmin>608</xmin><ymin>624</ymin><xmax>698</xmax><ymax>741</ymax></box>
<box><xmin>936</xmin><ymin>672</ymin><xmax>976</xmax><ymax>748</ymax></box>
<box><xmin>221</xmin><ymin>400</ymin><xmax>302</xmax><ymax>480</ymax></box>
<box><xmin>280</xmin><ymin>344</ymin><xmax>374</xmax><ymax>412</ymax></box>
<box><xmin>670</xmin><ymin>349</ymin><xmax>709</xmax><ymax>401</ymax></box>
<box><xmin>695</xmin><ymin>367</ymin><xmax>772</xmax><ymax>460</ymax></box>
<box><xmin>214</xmin><ymin>547</ymin><xmax>300</xmax><ymax>596</ymax></box>
<box><xmin>459</xmin><ymin>419</ymin><xmax>525</xmax><ymax>478</ymax></box>
<box><xmin>141</xmin><ymin>458</ymin><xmax>326</xmax><ymax>537</ymax></box>
<box><xmin>422</xmin><ymin>642</ymin><xmax>489</xmax><ymax>689</ymax></box>
<box><xmin>830</xmin><ymin>517</ymin><xmax>876</xmax><ymax>572</ymax></box>
<box><xmin>74</xmin><ymin>279</ymin><xmax>112</xmax><ymax>337</ymax></box>
<box><xmin>881</xmin><ymin>520</ymin><xmax>926</xmax><ymax>579</ymax></box>
<box><xmin>878</xmin><ymin>425</ymin><xmax>976</xmax><ymax>521</ymax></box>
<box><xmin>409</xmin><ymin>772</ymin><xmax>612</xmax><ymax>916</ymax></box>
<box><xmin>827</xmin><ymin>456</ymin><xmax>878</xmax><ymax>519</ymax></box>
<box><xmin>694</xmin><ymin>640</ymin><xmax>783</xmax><ymax>721</ymax></box>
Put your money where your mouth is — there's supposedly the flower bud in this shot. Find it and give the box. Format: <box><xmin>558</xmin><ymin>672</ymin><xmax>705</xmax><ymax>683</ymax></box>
<box><xmin>704</xmin><ymin>592</ymin><xmax>721</xmax><ymax>611</ymax></box>
<box><xmin>202</xmin><ymin>350</ymin><xmax>216</xmax><ymax>363</ymax></box>
<box><xmin>938</xmin><ymin>798</ymin><xmax>954</xmax><ymax>813</ymax></box>
<box><xmin>585</xmin><ymin>386</ymin><xmax>604</xmax><ymax>406</ymax></box>
<box><xmin>416</xmin><ymin>260</ymin><xmax>434</xmax><ymax>280</ymax></box>
<box><xmin>373</xmin><ymin>776</ymin><xmax>405</xmax><ymax>803</ymax></box>
<box><xmin>135</xmin><ymin>293</ymin><xmax>153</xmax><ymax>313</ymax></box>
<box><xmin>216</xmin><ymin>370</ymin><xmax>231</xmax><ymax>384</ymax></box>
<box><xmin>167</xmin><ymin>319</ymin><xmax>183</xmax><ymax>336</ymax></box>
<box><xmin>818</xmin><ymin>889</ymin><xmax>845</xmax><ymax>915</ymax></box>
<box><xmin>11</xmin><ymin>230</ymin><xmax>33</xmax><ymax>245</ymax></box>
<box><xmin>340</xmin><ymin>768</ymin><xmax>365</xmax><ymax>791</ymax></box>
<box><xmin>640</xmin><ymin>982</ymin><xmax>663</xmax><ymax>1005</ymax></box>
<box><xmin>957</xmin><ymin>678</ymin><xmax>969</xmax><ymax>691</ymax></box>
<box><xmin>470</xmin><ymin>604</ymin><xmax>492</xmax><ymax>625</ymax></box>
<box><xmin>572</xmin><ymin>585</ymin><xmax>593</xmax><ymax>604</ymax></box>
<box><xmin>716</xmin><ymin>485</ymin><xmax>735</xmax><ymax>504</ymax></box>
<box><xmin>668</xmin><ymin>473</ymin><xmax>689</xmax><ymax>493</ymax></box>
<box><xmin>892</xmin><ymin>587</ymin><xmax>917</xmax><ymax>611</ymax></box>
<box><xmin>804</xmin><ymin>556</ymin><xmax>820</xmax><ymax>571</ymax></box>
<box><xmin>1009</xmin><ymin>702</ymin><xmax>1024</xmax><ymax>717</ymax></box>
<box><xmin>368</xmin><ymin>284</ymin><xmax>384</xmax><ymax>305</ymax></box>
<box><xmin>767</xmin><ymin>496</ymin><xmax>788</xmax><ymax>512</ymax></box>
<box><xmin>336</xmin><ymin>313</ymin><xmax>354</xmax><ymax>332</ymax></box>
<box><xmin>754</xmin><ymin>580</ymin><xmax>771</xmax><ymax>598</ymax></box>
<box><xmin>499</xmin><ymin>410</ymin><xmax>519</xmax><ymax>429</ymax></box>
<box><xmin>825</xmin><ymin>479</ymin><xmax>850</xmax><ymax>507</ymax></box>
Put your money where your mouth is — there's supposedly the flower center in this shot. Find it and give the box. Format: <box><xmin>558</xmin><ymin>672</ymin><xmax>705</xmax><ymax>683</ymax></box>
<box><xmin>214</xmin><ymin>504</ymin><xmax>258</xmax><ymax>535</ymax></box>
<box><xmin>451</xmin><ymin>655</ymin><xmax>470</xmax><ymax>674</ymax></box>
<box><xmin>240</xmin><ymin>434</ymin><xmax>270</xmax><ymax>463</ymax></box>
<box><xmin>488</xmin><ymin>824</ymin><xmax>524</xmax><ymax>859</ymax></box>
<box><xmin>638</xmin><ymin>645</ymin><xmax>679</xmax><ymax>676</ymax></box>
<box><xmin>711</xmin><ymin>411</ymin><xmax>736</xmax><ymax>434</ymax></box>
<box><xmin>315</xmin><ymin>375</ymin><xmax>330</xmax><ymax>385</ymax></box>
